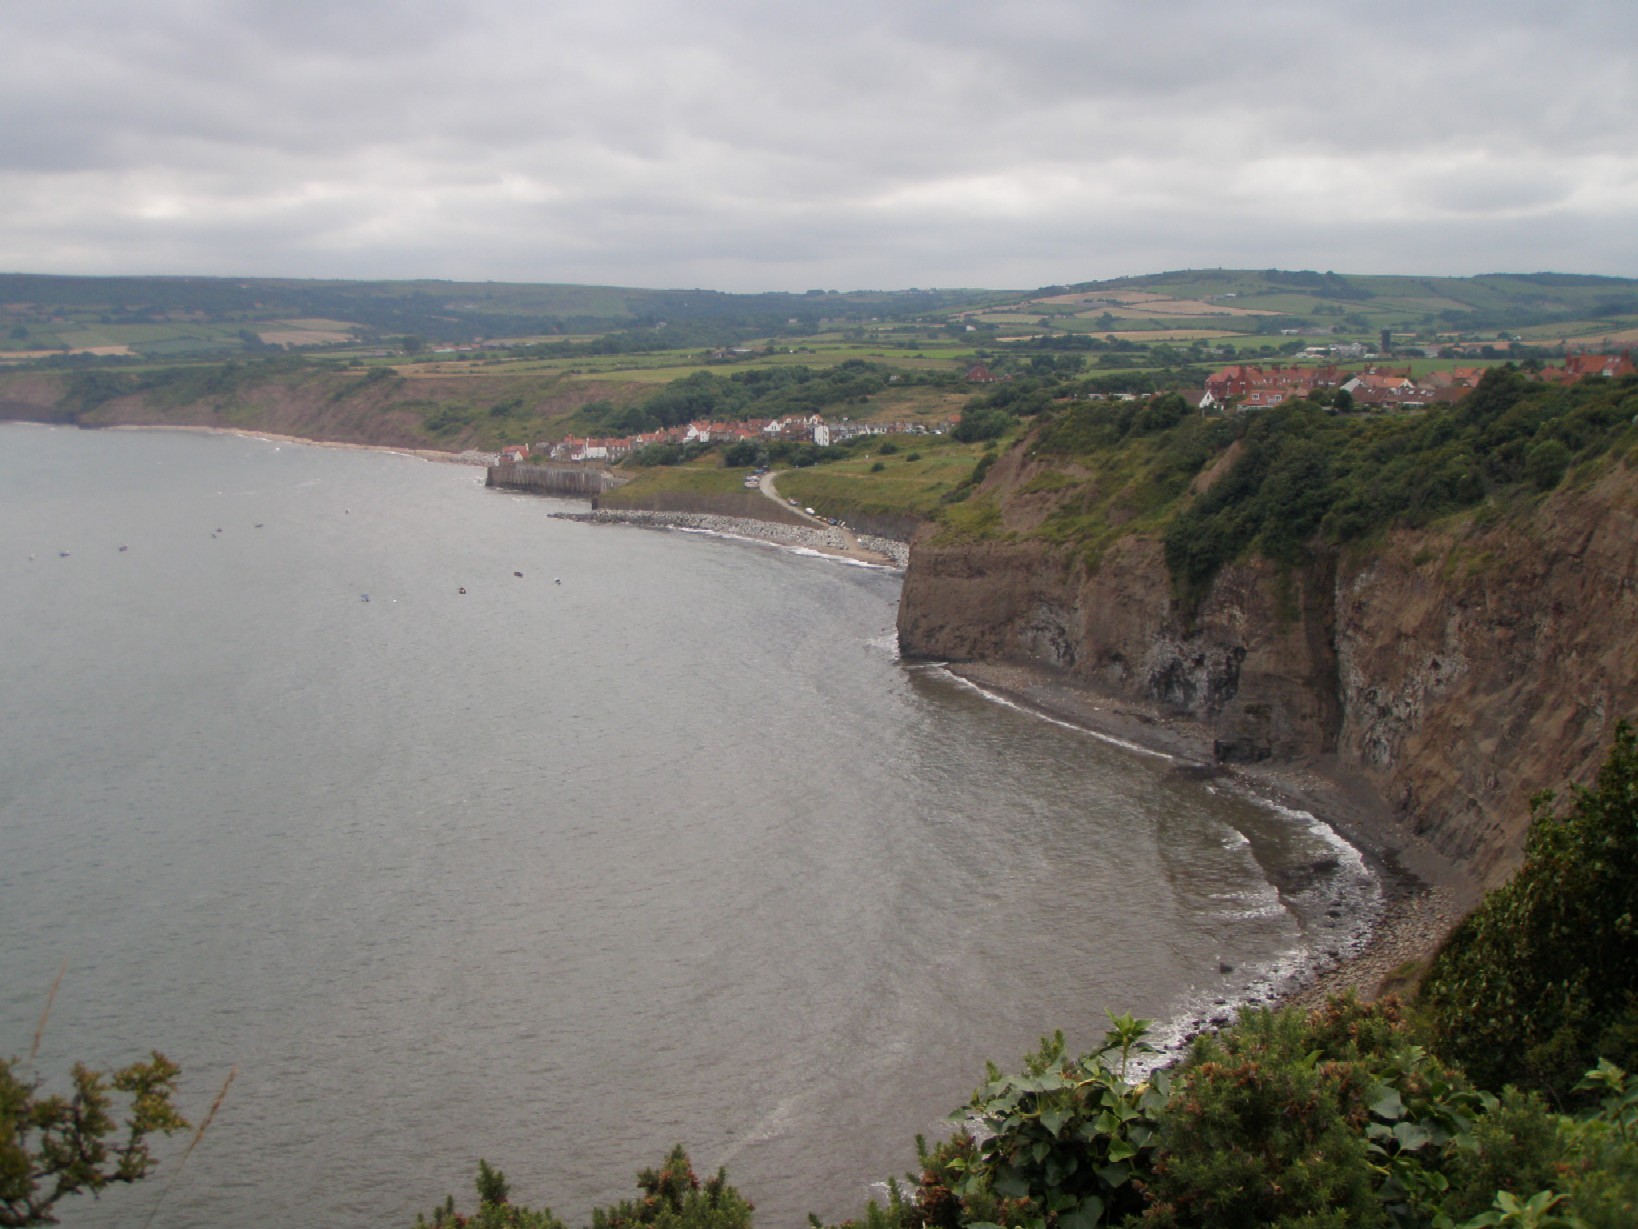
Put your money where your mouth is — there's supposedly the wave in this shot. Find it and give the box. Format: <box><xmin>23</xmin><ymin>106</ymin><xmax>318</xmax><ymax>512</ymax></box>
<box><xmin>913</xmin><ymin>663</ymin><xmax>1174</xmax><ymax>761</ymax></box>
<box><xmin>911</xmin><ymin>661</ymin><xmax>1385</xmax><ymax>1079</ymax></box>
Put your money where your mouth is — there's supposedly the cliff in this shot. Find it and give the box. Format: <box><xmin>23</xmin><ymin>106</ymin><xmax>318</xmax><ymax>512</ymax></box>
<box><xmin>899</xmin><ymin>442</ymin><xmax>1638</xmax><ymax>887</ymax></box>
<box><xmin>0</xmin><ymin>364</ymin><xmax>644</xmax><ymax>454</ymax></box>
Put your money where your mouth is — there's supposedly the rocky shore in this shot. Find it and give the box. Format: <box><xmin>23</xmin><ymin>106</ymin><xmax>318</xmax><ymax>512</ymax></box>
<box><xmin>939</xmin><ymin>659</ymin><xmax>1484</xmax><ymax>1011</ymax></box>
<box><xmin>550</xmin><ymin>507</ymin><xmax>911</xmax><ymax>568</ymax></box>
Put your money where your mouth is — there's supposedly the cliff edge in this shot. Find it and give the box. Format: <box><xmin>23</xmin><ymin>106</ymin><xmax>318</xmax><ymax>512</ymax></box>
<box><xmin>899</xmin><ymin>435</ymin><xmax>1638</xmax><ymax>888</ymax></box>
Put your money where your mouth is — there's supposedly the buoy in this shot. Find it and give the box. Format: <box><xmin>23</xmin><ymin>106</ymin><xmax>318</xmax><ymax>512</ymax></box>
<box><xmin>458</xmin><ymin>587</ymin><xmax>467</xmax><ymax>594</ymax></box>
<box><xmin>554</xmin><ymin>578</ymin><xmax>561</xmax><ymax>585</ymax></box>
<box><xmin>119</xmin><ymin>545</ymin><xmax>128</xmax><ymax>552</ymax></box>
<box><xmin>361</xmin><ymin>594</ymin><xmax>370</xmax><ymax>602</ymax></box>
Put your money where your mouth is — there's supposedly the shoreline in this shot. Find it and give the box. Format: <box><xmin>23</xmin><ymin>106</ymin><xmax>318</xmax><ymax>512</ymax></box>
<box><xmin>549</xmin><ymin>507</ymin><xmax>911</xmax><ymax>568</ymax></box>
<box><xmin>0</xmin><ymin>417</ymin><xmax>498</xmax><ymax>466</ymax></box>
<box><xmin>936</xmin><ymin>658</ymin><xmax>1482</xmax><ymax>1013</ymax></box>
<box><xmin>99</xmin><ymin>422</ymin><xmax>499</xmax><ymax>466</ymax></box>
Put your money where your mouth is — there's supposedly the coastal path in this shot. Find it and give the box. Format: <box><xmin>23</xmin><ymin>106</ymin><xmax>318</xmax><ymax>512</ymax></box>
<box><xmin>757</xmin><ymin>470</ymin><xmax>892</xmax><ymax>565</ymax></box>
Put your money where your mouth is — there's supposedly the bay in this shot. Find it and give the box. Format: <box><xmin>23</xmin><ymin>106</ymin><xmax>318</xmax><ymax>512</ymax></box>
<box><xmin>0</xmin><ymin>423</ymin><xmax>1376</xmax><ymax>1227</ymax></box>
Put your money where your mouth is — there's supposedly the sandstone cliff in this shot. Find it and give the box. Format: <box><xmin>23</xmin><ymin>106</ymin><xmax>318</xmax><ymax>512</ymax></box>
<box><xmin>899</xmin><ymin>448</ymin><xmax>1638</xmax><ymax>887</ymax></box>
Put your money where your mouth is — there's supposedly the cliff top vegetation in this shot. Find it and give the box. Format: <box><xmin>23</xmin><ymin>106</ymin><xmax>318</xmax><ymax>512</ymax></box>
<box><xmin>942</xmin><ymin>367</ymin><xmax>1638</xmax><ymax>614</ymax></box>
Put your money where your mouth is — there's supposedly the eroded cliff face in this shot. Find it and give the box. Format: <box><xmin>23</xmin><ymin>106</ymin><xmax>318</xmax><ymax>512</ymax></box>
<box><xmin>898</xmin><ymin>461</ymin><xmax>1638</xmax><ymax>885</ymax></box>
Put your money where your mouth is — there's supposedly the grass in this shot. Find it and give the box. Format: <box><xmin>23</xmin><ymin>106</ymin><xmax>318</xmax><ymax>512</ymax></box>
<box><xmin>773</xmin><ymin>436</ymin><xmax>991</xmax><ymax>521</ymax></box>
<box><xmin>934</xmin><ymin>494</ymin><xmax>1005</xmax><ymax>541</ymax></box>
<box><xmin>601</xmin><ymin>462</ymin><xmax>751</xmax><ymax>502</ymax></box>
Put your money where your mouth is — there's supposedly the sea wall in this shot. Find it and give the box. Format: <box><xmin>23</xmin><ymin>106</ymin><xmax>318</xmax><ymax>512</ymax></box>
<box><xmin>898</xmin><ymin>463</ymin><xmax>1638</xmax><ymax>886</ymax></box>
<box><xmin>487</xmin><ymin>462</ymin><xmax>624</xmax><ymax>497</ymax></box>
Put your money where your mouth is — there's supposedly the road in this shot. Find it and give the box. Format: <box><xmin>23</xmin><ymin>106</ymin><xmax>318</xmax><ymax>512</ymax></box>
<box><xmin>756</xmin><ymin>470</ymin><xmax>888</xmax><ymax>563</ymax></box>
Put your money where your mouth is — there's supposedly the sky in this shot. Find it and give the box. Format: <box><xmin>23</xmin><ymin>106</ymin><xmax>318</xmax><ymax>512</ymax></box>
<box><xmin>2</xmin><ymin>0</ymin><xmax>1636</xmax><ymax>293</ymax></box>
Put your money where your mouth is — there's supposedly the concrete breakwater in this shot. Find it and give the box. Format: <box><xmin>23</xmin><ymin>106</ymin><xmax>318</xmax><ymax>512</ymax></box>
<box><xmin>553</xmin><ymin>508</ymin><xmax>910</xmax><ymax>568</ymax></box>
<box><xmin>487</xmin><ymin>462</ymin><xmax>625</xmax><ymax>496</ymax></box>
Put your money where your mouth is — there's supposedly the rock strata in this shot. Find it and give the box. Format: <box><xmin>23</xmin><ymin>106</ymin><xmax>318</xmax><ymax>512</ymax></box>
<box><xmin>900</xmin><ymin>462</ymin><xmax>1638</xmax><ymax>891</ymax></box>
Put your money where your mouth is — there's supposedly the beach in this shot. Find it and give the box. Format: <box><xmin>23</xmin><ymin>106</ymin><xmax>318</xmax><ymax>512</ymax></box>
<box><xmin>549</xmin><ymin>506</ymin><xmax>911</xmax><ymax>568</ymax></box>
<box><xmin>936</xmin><ymin>659</ymin><xmax>1484</xmax><ymax>1012</ymax></box>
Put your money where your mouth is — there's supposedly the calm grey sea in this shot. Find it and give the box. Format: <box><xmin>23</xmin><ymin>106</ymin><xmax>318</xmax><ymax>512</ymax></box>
<box><xmin>0</xmin><ymin>423</ymin><xmax>1378</xmax><ymax>1227</ymax></box>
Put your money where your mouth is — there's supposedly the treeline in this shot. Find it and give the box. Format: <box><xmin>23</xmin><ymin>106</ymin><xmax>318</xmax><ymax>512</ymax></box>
<box><xmin>0</xmin><ymin>275</ymin><xmax>983</xmax><ymax>347</ymax></box>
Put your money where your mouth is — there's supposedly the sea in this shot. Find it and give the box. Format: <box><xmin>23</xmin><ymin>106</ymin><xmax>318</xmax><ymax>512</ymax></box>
<box><xmin>0</xmin><ymin>423</ymin><xmax>1380</xmax><ymax>1227</ymax></box>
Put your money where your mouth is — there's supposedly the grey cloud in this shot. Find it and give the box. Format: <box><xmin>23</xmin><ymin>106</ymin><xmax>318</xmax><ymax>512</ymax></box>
<box><xmin>0</xmin><ymin>0</ymin><xmax>1634</xmax><ymax>289</ymax></box>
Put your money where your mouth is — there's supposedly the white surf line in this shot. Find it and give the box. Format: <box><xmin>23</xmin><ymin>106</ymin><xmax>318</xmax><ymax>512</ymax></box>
<box><xmin>669</xmin><ymin>525</ymin><xmax>898</xmax><ymax>569</ymax></box>
<box><xmin>911</xmin><ymin>660</ymin><xmax>1388</xmax><ymax>1086</ymax></box>
<box><xmin>914</xmin><ymin>663</ymin><xmax>1175</xmax><ymax>761</ymax></box>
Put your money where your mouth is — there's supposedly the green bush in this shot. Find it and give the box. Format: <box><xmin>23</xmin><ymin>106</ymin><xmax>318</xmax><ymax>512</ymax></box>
<box><xmin>416</xmin><ymin>1147</ymin><xmax>751</xmax><ymax>1229</ymax></box>
<box><xmin>1156</xmin><ymin>370</ymin><xmax>1638</xmax><ymax>613</ymax></box>
<box><xmin>1139</xmin><ymin>998</ymin><xmax>1426</xmax><ymax>1228</ymax></box>
<box><xmin>1421</xmin><ymin>722</ymin><xmax>1638</xmax><ymax>1099</ymax></box>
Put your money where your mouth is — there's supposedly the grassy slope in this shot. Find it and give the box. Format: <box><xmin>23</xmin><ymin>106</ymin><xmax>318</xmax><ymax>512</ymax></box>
<box><xmin>774</xmin><ymin>436</ymin><xmax>992</xmax><ymax>522</ymax></box>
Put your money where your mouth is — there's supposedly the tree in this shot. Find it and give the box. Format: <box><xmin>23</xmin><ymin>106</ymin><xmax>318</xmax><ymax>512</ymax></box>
<box><xmin>0</xmin><ymin>1052</ymin><xmax>187</xmax><ymax>1226</ymax></box>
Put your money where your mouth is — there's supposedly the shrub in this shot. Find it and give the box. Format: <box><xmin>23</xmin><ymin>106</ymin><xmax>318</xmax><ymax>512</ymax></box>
<box><xmin>1139</xmin><ymin>1001</ymin><xmax>1398</xmax><ymax>1228</ymax></box>
<box><xmin>416</xmin><ymin>1147</ymin><xmax>751</xmax><ymax>1229</ymax></box>
<box><xmin>1421</xmin><ymin>722</ymin><xmax>1638</xmax><ymax>1099</ymax></box>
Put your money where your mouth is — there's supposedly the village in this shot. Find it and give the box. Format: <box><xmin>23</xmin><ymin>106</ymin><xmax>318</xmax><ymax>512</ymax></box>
<box><xmin>504</xmin><ymin>413</ymin><xmax>946</xmax><ymax>464</ymax></box>
<box><xmin>1196</xmin><ymin>350</ymin><xmax>1636</xmax><ymax>411</ymax></box>
<box><xmin>497</xmin><ymin>350</ymin><xmax>1636</xmax><ymax>465</ymax></box>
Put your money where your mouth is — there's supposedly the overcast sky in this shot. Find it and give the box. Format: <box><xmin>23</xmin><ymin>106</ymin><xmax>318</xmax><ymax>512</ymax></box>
<box><xmin>2</xmin><ymin>1</ymin><xmax>1635</xmax><ymax>292</ymax></box>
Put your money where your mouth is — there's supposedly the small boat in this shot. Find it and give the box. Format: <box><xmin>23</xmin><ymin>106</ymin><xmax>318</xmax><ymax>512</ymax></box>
<box><xmin>361</xmin><ymin>594</ymin><xmax>371</xmax><ymax>602</ymax></box>
<box><xmin>514</xmin><ymin>571</ymin><xmax>524</xmax><ymax>578</ymax></box>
